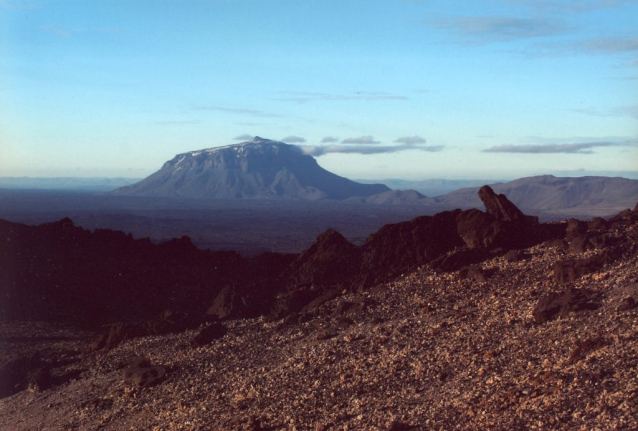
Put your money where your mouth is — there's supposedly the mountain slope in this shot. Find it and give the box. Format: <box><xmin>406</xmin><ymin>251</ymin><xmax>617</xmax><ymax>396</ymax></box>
<box><xmin>433</xmin><ymin>175</ymin><xmax>638</xmax><ymax>217</ymax></box>
<box><xmin>111</xmin><ymin>137</ymin><xmax>389</xmax><ymax>200</ymax></box>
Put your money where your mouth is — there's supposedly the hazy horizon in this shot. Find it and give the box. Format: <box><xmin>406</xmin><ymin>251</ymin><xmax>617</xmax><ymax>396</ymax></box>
<box><xmin>1</xmin><ymin>1</ymin><xmax>637</xmax><ymax>179</ymax></box>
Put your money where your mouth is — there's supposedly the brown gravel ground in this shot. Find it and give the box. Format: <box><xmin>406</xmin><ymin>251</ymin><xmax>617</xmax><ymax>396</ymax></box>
<box><xmin>1</xmin><ymin>225</ymin><xmax>638</xmax><ymax>430</ymax></box>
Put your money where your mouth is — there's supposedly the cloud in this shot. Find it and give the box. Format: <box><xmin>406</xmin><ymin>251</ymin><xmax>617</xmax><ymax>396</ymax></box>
<box><xmin>281</xmin><ymin>135</ymin><xmax>306</xmax><ymax>143</ymax></box>
<box><xmin>342</xmin><ymin>136</ymin><xmax>381</xmax><ymax>145</ymax></box>
<box><xmin>300</xmin><ymin>144</ymin><xmax>443</xmax><ymax>156</ymax></box>
<box><xmin>321</xmin><ymin>136</ymin><xmax>339</xmax><ymax>143</ymax></box>
<box><xmin>394</xmin><ymin>136</ymin><xmax>426</xmax><ymax>145</ymax></box>
<box><xmin>0</xmin><ymin>0</ymin><xmax>40</xmax><ymax>10</ymax></box>
<box><xmin>272</xmin><ymin>91</ymin><xmax>408</xmax><ymax>104</ymax></box>
<box><xmin>611</xmin><ymin>105</ymin><xmax>638</xmax><ymax>119</ymax></box>
<box><xmin>522</xmin><ymin>37</ymin><xmax>638</xmax><ymax>57</ymax></box>
<box><xmin>427</xmin><ymin>16</ymin><xmax>567</xmax><ymax>44</ymax></box>
<box><xmin>576</xmin><ymin>37</ymin><xmax>638</xmax><ymax>54</ymax></box>
<box><xmin>233</xmin><ymin>134</ymin><xmax>254</xmax><ymax>141</ymax></box>
<box><xmin>507</xmin><ymin>0</ymin><xmax>638</xmax><ymax>13</ymax></box>
<box><xmin>193</xmin><ymin>106</ymin><xmax>283</xmax><ymax>118</ymax></box>
<box><xmin>484</xmin><ymin>142</ymin><xmax>618</xmax><ymax>154</ymax></box>
<box><xmin>574</xmin><ymin>105</ymin><xmax>638</xmax><ymax>119</ymax></box>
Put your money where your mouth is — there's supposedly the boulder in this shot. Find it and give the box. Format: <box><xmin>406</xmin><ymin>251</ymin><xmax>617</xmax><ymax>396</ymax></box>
<box><xmin>191</xmin><ymin>323</ymin><xmax>228</xmax><ymax>347</ymax></box>
<box><xmin>533</xmin><ymin>288</ymin><xmax>600</xmax><ymax>324</ymax></box>
<box><xmin>553</xmin><ymin>252</ymin><xmax>615</xmax><ymax>284</ymax></box>
<box><xmin>0</xmin><ymin>353</ymin><xmax>44</xmax><ymax>398</ymax></box>
<box><xmin>567</xmin><ymin>234</ymin><xmax>597</xmax><ymax>255</ymax></box>
<box><xmin>458</xmin><ymin>266</ymin><xmax>488</xmax><ymax>282</ymax></box>
<box><xmin>504</xmin><ymin>250</ymin><xmax>526</xmax><ymax>262</ymax></box>
<box><xmin>123</xmin><ymin>358</ymin><xmax>166</xmax><ymax>388</ymax></box>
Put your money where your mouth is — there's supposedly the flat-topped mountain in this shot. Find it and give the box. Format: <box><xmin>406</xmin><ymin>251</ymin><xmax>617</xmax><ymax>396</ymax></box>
<box><xmin>111</xmin><ymin>137</ymin><xmax>389</xmax><ymax>200</ymax></box>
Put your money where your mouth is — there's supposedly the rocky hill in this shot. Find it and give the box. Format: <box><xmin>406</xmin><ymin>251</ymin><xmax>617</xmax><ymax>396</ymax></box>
<box><xmin>1</xmin><ymin>191</ymin><xmax>637</xmax><ymax>429</ymax></box>
<box><xmin>111</xmin><ymin>137</ymin><xmax>389</xmax><ymax>201</ymax></box>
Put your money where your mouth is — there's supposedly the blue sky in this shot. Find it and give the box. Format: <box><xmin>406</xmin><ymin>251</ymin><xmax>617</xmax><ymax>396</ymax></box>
<box><xmin>1</xmin><ymin>0</ymin><xmax>636</xmax><ymax>180</ymax></box>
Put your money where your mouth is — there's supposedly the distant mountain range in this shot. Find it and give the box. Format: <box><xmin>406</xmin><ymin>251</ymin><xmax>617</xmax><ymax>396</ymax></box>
<box><xmin>356</xmin><ymin>178</ymin><xmax>499</xmax><ymax>197</ymax></box>
<box><xmin>109</xmin><ymin>136</ymin><xmax>636</xmax><ymax>218</ymax></box>
<box><xmin>3</xmin><ymin>137</ymin><xmax>636</xmax><ymax>219</ymax></box>
<box><xmin>431</xmin><ymin>175</ymin><xmax>638</xmax><ymax>218</ymax></box>
<box><xmin>0</xmin><ymin>177</ymin><xmax>141</xmax><ymax>191</ymax></box>
<box><xmin>111</xmin><ymin>137</ymin><xmax>389</xmax><ymax>200</ymax></box>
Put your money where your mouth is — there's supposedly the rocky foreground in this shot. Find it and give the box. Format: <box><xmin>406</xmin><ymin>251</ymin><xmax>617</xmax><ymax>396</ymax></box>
<box><xmin>1</xmin><ymin>191</ymin><xmax>638</xmax><ymax>430</ymax></box>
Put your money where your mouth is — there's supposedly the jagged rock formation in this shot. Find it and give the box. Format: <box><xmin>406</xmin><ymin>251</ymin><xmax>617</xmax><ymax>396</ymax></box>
<box><xmin>477</xmin><ymin>185</ymin><xmax>526</xmax><ymax>222</ymax></box>
<box><xmin>0</xmin><ymin>218</ymin><xmax>293</xmax><ymax>325</ymax></box>
<box><xmin>111</xmin><ymin>137</ymin><xmax>389</xmax><ymax>200</ymax></box>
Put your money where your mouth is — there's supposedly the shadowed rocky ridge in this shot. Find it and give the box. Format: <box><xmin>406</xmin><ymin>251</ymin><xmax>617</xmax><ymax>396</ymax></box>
<box><xmin>4</xmin><ymin>187</ymin><xmax>629</xmax><ymax>327</ymax></box>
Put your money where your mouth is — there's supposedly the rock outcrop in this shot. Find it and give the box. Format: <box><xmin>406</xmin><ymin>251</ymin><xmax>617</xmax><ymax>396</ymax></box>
<box><xmin>478</xmin><ymin>185</ymin><xmax>526</xmax><ymax>222</ymax></box>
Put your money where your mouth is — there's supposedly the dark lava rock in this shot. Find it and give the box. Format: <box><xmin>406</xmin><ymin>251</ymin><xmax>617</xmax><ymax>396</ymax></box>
<box><xmin>123</xmin><ymin>358</ymin><xmax>166</xmax><ymax>388</ymax></box>
<box><xmin>455</xmin><ymin>209</ymin><xmax>505</xmax><ymax>249</ymax></box>
<box><xmin>567</xmin><ymin>337</ymin><xmax>607</xmax><ymax>365</ymax></box>
<box><xmin>458</xmin><ymin>266</ymin><xmax>488</xmax><ymax>282</ymax></box>
<box><xmin>300</xmin><ymin>289</ymin><xmax>341</xmax><ymax>315</ymax></box>
<box><xmin>0</xmin><ymin>217</ymin><xmax>250</xmax><ymax>325</ymax></box>
<box><xmin>567</xmin><ymin>234</ymin><xmax>597</xmax><ymax>255</ymax></box>
<box><xmin>504</xmin><ymin>250</ymin><xmax>525</xmax><ymax>262</ymax></box>
<box><xmin>618</xmin><ymin>297</ymin><xmax>636</xmax><ymax>311</ymax></box>
<box><xmin>0</xmin><ymin>352</ymin><xmax>43</xmax><ymax>399</ymax></box>
<box><xmin>94</xmin><ymin>323</ymin><xmax>145</xmax><ymax>353</ymax></box>
<box><xmin>144</xmin><ymin>310</ymin><xmax>202</xmax><ymax>335</ymax></box>
<box><xmin>478</xmin><ymin>185</ymin><xmax>526</xmax><ymax>222</ymax></box>
<box><xmin>191</xmin><ymin>323</ymin><xmax>228</xmax><ymax>347</ymax></box>
<box><xmin>431</xmin><ymin>248</ymin><xmax>493</xmax><ymax>272</ymax></box>
<box><xmin>334</xmin><ymin>317</ymin><xmax>355</xmax><ymax>329</ymax></box>
<box><xmin>26</xmin><ymin>366</ymin><xmax>52</xmax><ymax>392</ymax></box>
<box><xmin>95</xmin><ymin>311</ymin><xmax>204</xmax><ymax>352</ymax></box>
<box><xmin>359</xmin><ymin>210</ymin><xmax>464</xmax><ymax>287</ymax></box>
<box><xmin>333</xmin><ymin>301</ymin><xmax>365</xmax><ymax>318</ymax></box>
<box><xmin>286</xmin><ymin>229</ymin><xmax>361</xmax><ymax>292</ymax></box>
<box><xmin>316</xmin><ymin>329</ymin><xmax>337</xmax><ymax>340</ymax></box>
<box><xmin>566</xmin><ymin>218</ymin><xmax>588</xmax><ymax>241</ymax></box>
<box><xmin>588</xmin><ymin>217</ymin><xmax>608</xmax><ymax>232</ymax></box>
<box><xmin>207</xmin><ymin>286</ymin><xmax>251</xmax><ymax>320</ymax></box>
<box><xmin>387</xmin><ymin>421</ymin><xmax>414</xmax><ymax>431</ymax></box>
<box><xmin>542</xmin><ymin>238</ymin><xmax>566</xmax><ymax>249</ymax></box>
<box><xmin>533</xmin><ymin>288</ymin><xmax>600</xmax><ymax>324</ymax></box>
<box><xmin>553</xmin><ymin>251</ymin><xmax>616</xmax><ymax>284</ymax></box>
